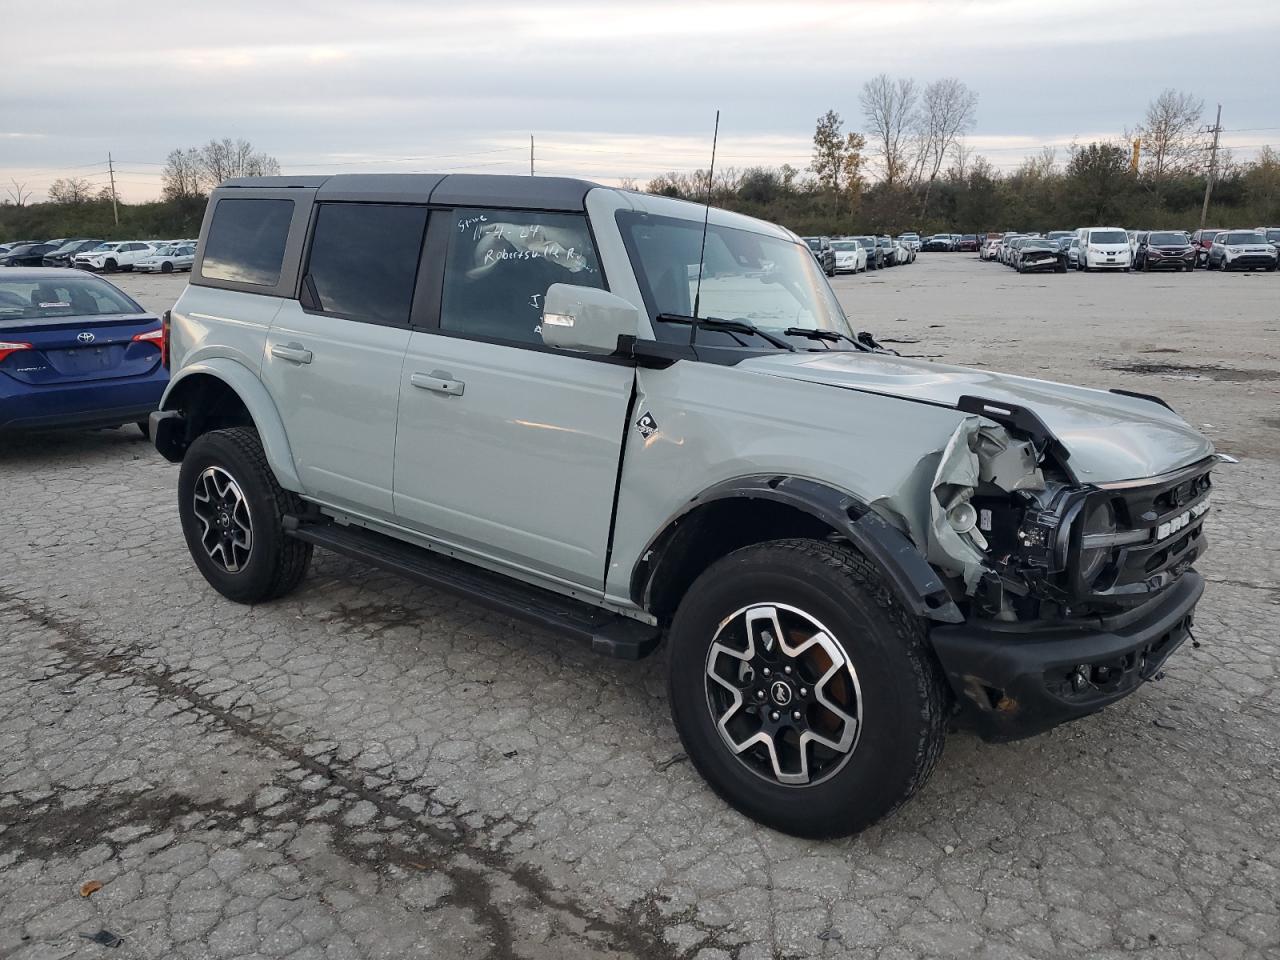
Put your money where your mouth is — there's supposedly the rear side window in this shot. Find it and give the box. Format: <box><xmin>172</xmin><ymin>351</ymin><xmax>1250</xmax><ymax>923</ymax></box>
<box><xmin>440</xmin><ymin>209</ymin><xmax>603</xmax><ymax>345</ymax></box>
<box><xmin>304</xmin><ymin>203</ymin><xmax>428</xmax><ymax>326</ymax></box>
<box><xmin>202</xmin><ymin>198</ymin><xmax>294</xmax><ymax>286</ymax></box>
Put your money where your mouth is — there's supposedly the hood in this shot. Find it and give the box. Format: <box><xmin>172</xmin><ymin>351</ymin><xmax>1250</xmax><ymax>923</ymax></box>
<box><xmin>741</xmin><ymin>351</ymin><xmax>1213</xmax><ymax>484</ymax></box>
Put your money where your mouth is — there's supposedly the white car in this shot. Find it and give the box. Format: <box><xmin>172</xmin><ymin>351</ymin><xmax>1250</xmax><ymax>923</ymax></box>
<box><xmin>72</xmin><ymin>240</ymin><xmax>156</xmax><ymax>273</ymax></box>
<box><xmin>135</xmin><ymin>242</ymin><xmax>197</xmax><ymax>274</ymax></box>
<box><xmin>897</xmin><ymin>233</ymin><xmax>921</xmax><ymax>253</ymax></box>
<box><xmin>1207</xmin><ymin>230</ymin><xmax>1279</xmax><ymax>272</ymax></box>
<box><xmin>830</xmin><ymin>239</ymin><xmax>867</xmax><ymax>274</ymax></box>
<box><xmin>1075</xmin><ymin>227</ymin><xmax>1132</xmax><ymax>271</ymax></box>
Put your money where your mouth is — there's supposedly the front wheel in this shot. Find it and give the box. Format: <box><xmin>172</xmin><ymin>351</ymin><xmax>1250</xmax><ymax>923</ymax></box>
<box><xmin>178</xmin><ymin>427</ymin><xmax>312</xmax><ymax>604</ymax></box>
<box><xmin>667</xmin><ymin>539</ymin><xmax>947</xmax><ymax>838</ymax></box>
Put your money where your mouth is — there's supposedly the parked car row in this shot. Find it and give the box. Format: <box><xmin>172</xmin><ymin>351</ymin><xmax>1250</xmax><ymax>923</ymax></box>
<box><xmin>803</xmin><ymin>235</ymin><xmax>918</xmax><ymax>275</ymax></box>
<box><xmin>0</xmin><ymin>238</ymin><xmax>197</xmax><ymax>272</ymax></box>
<box><xmin>980</xmin><ymin>227</ymin><xmax>1278</xmax><ymax>274</ymax></box>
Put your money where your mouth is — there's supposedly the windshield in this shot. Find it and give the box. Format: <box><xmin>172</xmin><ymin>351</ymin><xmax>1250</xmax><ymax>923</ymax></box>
<box><xmin>1088</xmin><ymin>230</ymin><xmax>1128</xmax><ymax>244</ymax></box>
<box><xmin>1224</xmin><ymin>231</ymin><xmax>1264</xmax><ymax>244</ymax></box>
<box><xmin>1149</xmin><ymin>232</ymin><xmax>1188</xmax><ymax>245</ymax></box>
<box><xmin>618</xmin><ymin>211</ymin><xmax>851</xmax><ymax>347</ymax></box>
<box><xmin>91</xmin><ymin>242</ymin><xmax>121</xmax><ymax>252</ymax></box>
<box><xmin>1264</xmin><ymin>229</ymin><xmax>1280</xmax><ymax>242</ymax></box>
<box><xmin>149</xmin><ymin>244</ymin><xmax>174</xmax><ymax>256</ymax></box>
<box><xmin>830</xmin><ymin>241</ymin><xmax>857</xmax><ymax>251</ymax></box>
<box><xmin>0</xmin><ymin>276</ymin><xmax>144</xmax><ymax>321</ymax></box>
<box><xmin>803</xmin><ymin>238</ymin><xmax>821</xmax><ymax>251</ymax></box>
<box><xmin>855</xmin><ymin>237</ymin><xmax>874</xmax><ymax>249</ymax></box>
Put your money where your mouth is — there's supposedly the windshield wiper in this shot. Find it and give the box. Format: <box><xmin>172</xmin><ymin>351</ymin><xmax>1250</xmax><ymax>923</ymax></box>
<box><xmin>656</xmin><ymin>313</ymin><xmax>797</xmax><ymax>351</ymax></box>
<box><xmin>782</xmin><ymin>326</ymin><xmax>864</xmax><ymax>350</ymax></box>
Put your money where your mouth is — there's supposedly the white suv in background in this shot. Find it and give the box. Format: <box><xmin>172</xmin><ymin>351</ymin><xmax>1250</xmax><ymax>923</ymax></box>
<box><xmin>73</xmin><ymin>240</ymin><xmax>156</xmax><ymax>273</ymax></box>
<box><xmin>1075</xmin><ymin>227</ymin><xmax>1132</xmax><ymax>272</ymax></box>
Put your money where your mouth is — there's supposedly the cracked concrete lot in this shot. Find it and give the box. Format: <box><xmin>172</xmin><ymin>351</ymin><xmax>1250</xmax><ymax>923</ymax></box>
<box><xmin>2</xmin><ymin>257</ymin><xmax>1278</xmax><ymax>959</ymax></box>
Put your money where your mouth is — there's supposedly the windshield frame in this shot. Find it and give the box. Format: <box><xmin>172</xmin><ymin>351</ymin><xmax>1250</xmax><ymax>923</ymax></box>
<box><xmin>1223</xmin><ymin>231</ymin><xmax>1265</xmax><ymax>244</ymax></box>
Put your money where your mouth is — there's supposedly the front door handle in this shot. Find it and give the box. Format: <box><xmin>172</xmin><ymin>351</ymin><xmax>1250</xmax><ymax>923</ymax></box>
<box><xmin>271</xmin><ymin>343</ymin><xmax>313</xmax><ymax>365</ymax></box>
<box><xmin>411</xmin><ymin>371</ymin><xmax>465</xmax><ymax>397</ymax></box>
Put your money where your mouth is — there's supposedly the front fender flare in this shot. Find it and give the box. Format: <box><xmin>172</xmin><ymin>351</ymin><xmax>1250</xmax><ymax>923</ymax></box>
<box><xmin>633</xmin><ymin>475</ymin><xmax>964</xmax><ymax>624</ymax></box>
<box><xmin>161</xmin><ymin>359</ymin><xmax>303</xmax><ymax>493</ymax></box>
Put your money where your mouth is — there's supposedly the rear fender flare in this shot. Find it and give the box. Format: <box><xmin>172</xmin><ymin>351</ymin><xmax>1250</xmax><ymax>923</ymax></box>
<box><xmin>633</xmin><ymin>475</ymin><xmax>963</xmax><ymax>624</ymax></box>
<box><xmin>161</xmin><ymin>359</ymin><xmax>302</xmax><ymax>493</ymax></box>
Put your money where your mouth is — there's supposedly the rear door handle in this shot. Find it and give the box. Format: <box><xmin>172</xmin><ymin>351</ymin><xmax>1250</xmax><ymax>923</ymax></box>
<box><xmin>411</xmin><ymin>371</ymin><xmax>465</xmax><ymax>397</ymax></box>
<box><xmin>271</xmin><ymin>343</ymin><xmax>313</xmax><ymax>365</ymax></box>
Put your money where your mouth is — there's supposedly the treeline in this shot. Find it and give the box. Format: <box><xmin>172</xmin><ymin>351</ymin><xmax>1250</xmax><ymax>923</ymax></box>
<box><xmin>646</xmin><ymin>145</ymin><xmax>1280</xmax><ymax>237</ymax></box>
<box><xmin>0</xmin><ymin>138</ymin><xmax>278</xmax><ymax>242</ymax></box>
<box><xmin>649</xmin><ymin>82</ymin><xmax>1279</xmax><ymax>235</ymax></box>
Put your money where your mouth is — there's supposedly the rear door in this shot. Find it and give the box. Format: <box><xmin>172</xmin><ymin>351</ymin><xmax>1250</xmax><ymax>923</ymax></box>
<box><xmin>392</xmin><ymin>207</ymin><xmax>635</xmax><ymax>591</ymax></box>
<box><xmin>262</xmin><ymin>201</ymin><xmax>429</xmax><ymax>519</ymax></box>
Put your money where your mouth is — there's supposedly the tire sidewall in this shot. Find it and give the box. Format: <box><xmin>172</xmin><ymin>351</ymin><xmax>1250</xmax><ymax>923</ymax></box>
<box><xmin>668</xmin><ymin>546</ymin><xmax>938</xmax><ymax>837</ymax></box>
<box><xmin>178</xmin><ymin>430</ymin><xmax>287</xmax><ymax>603</ymax></box>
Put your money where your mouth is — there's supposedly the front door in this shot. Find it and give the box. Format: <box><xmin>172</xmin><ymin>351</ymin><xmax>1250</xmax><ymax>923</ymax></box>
<box><xmin>392</xmin><ymin>207</ymin><xmax>634</xmax><ymax>591</ymax></box>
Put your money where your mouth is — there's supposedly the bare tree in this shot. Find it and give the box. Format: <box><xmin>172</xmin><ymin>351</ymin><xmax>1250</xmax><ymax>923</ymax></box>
<box><xmin>196</xmin><ymin>138</ymin><xmax>281</xmax><ymax>190</ymax></box>
<box><xmin>912</xmin><ymin>78</ymin><xmax>979</xmax><ymax>217</ymax></box>
<box><xmin>1136</xmin><ymin>89</ymin><xmax>1206</xmax><ymax>178</ymax></box>
<box><xmin>162</xmin><ymin>147</ymin><xmax>205</xmax><ymax>200</ymax></box>
<box><xmin>47</xmin><ymin>176</ymin><xmax>95</xmax><ymax>204</ymax></box>
<box><xmin>5</xmin><ymin>179</ymin><xmax>31</xmax><ymax>206</ymax></box>
<box><xmin>947</xmin><ymin>139</ymin><xmax>975</xmax><ymax>181</ymax></box>
<box><xmin>859</xmin><ymin>74</ymin><xmax>917</xmax><ymax>186</ymax></box>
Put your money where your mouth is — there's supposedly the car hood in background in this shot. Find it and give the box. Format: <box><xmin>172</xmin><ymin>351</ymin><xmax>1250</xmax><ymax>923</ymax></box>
<box><xmin>742</xmin><ymin>351</ymin><xmax>1213</xmax><ymax>484</ymax></box>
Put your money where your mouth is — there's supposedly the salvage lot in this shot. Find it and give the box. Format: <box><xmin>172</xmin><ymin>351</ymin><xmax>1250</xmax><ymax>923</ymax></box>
<box><xmin>1</xmin><ymin>258</ymin><xmax>1278</xmax><ymax>959</ymax></box>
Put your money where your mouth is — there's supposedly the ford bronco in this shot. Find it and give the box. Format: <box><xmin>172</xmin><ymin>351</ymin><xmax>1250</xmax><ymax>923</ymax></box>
<box><xmin>151</xmin><ymin>174</ymin><xmax>1217</xmax><ymax>837</ymax></box>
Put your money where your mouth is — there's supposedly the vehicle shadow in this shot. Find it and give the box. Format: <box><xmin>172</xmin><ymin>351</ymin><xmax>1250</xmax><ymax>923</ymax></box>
<box><xmin>0</xmin><ymin>425</ymin><xmax>154</xmax><ymax>466</ymax></box>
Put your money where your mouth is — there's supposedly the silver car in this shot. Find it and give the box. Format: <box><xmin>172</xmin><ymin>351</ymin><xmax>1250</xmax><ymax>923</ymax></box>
<box><xmin>134</xmin><ymin>242</ymin><xmax>196</xmax><ymax>274</ymax></box>
<box><xmin>151</xmin><ymin>174</ymin><xmax>1219</xmax><ymax>838</ymax></box>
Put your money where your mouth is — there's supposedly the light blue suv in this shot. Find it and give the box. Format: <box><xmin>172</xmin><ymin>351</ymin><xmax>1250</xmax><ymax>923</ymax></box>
<box><xmin>152</xmin><ymin>174</ymin><xmax>1219</xmax><ymax>837</ymax></box>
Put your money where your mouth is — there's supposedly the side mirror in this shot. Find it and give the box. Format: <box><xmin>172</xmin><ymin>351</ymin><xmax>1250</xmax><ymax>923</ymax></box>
<box><xmin>541</xmin><ymin>283</ymin><xmax>640</xmax><ymax>355</ymax></box>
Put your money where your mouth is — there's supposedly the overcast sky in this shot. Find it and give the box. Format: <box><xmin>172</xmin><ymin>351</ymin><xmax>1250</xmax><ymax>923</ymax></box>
<box><xmin>3</xmin><ymin>0</ymin><xmax>1279</xmax><ymax>202</ymax></box>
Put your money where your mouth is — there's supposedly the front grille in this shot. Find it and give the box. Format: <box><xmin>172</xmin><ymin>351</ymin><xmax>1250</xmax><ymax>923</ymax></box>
<box><xmin>1077</xmin><ymin>458</ymin><xmax>1214</xmax><ymax>606</ymax></box>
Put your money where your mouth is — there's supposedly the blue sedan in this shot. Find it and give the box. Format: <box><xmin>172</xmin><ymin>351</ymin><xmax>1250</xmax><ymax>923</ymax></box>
<box><xmin>0</xmin><ymin>269</ymin><xmax>167</xmax><ymax>434</ymax></box>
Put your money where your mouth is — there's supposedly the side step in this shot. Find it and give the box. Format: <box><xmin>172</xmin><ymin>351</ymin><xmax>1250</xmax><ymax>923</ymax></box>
<box><xmin>287</xmin><ymin>521</ymin><xmax>662</xmax><ymax>660</ymax></box>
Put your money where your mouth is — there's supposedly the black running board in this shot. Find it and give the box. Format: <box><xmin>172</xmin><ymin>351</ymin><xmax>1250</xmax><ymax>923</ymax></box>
<box><xmin>288</xmin><ymin>520</ymin><xmax>662</xmax><ymax>660</ymax></box>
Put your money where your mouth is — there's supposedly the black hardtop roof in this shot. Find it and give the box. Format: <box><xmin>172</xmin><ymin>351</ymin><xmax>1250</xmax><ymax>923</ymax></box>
<box><xmin>217</xmin><ymin>173</ymin><xmax>604</xmax><ymax>212</ymax></box>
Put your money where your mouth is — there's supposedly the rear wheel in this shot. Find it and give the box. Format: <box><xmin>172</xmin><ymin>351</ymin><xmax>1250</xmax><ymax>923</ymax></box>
<box><xmin>178</xmin><ymin>427</ymin><xmax>312</xmax><ymax>604</ymax></box>
<box><xmin>667</xmin><ymin>539</ymin><xmax>947</xmax><ymax>838</ymax></box>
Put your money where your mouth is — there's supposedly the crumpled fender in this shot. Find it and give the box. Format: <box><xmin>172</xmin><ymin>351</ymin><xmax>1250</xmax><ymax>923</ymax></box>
<box><xmin>928</xmin><ymin>417</ymin><xmax>1045</xmax><ymax>593</ymax></box>
<box><xmin>161</xmin><ymin>358</ymin><xmax>303</xmax><ymax>493</ymax></box>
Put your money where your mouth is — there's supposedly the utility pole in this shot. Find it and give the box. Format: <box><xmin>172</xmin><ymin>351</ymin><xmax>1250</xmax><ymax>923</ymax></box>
<box><xmin>107</xmin><ymin>152</ymin><xmax>120</xmax><ymax>226</ymax></box>
<box><xmin>1199</xmin><ymin>104</ymin><xmax>1222</xmax><ymax>231</ymax></box>
<box><xmin>530</xmin><ymin>135</ymin><xmax>535</xmax><ymax>176</ymax></box>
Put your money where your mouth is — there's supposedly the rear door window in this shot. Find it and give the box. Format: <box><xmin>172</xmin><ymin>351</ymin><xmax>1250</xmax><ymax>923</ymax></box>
<box><xmin>303</xmin><ymin>202</ymin><xmax>428</xmax><ymax>327</ymax></box>
<box><xmin>202</xmin><ymin>198</ymin><xmax>294</xmax><ymax>286</ymax></box>
<box><xmin>439</xmin><ymin>209</ymin><xmax>604</xmax><ymax>345</ymax></box>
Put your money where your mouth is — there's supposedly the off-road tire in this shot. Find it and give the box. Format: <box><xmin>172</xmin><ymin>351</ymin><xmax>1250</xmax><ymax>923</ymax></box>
<box><xmin>666</xmin><ymin>538</ymin><xmax>947</xmax><ymax>838</ymax></box>
<box><xmin>178</xmin><ymin>427</ymin><xmax>312</xmax><ymax>604</ymax></box>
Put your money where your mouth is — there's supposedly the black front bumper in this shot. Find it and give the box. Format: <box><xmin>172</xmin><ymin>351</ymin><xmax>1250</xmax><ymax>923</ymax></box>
<box><xmin>930</xmin><ymin>571</ymin><xmax>1202</xmax><ymax>741</ymax></box>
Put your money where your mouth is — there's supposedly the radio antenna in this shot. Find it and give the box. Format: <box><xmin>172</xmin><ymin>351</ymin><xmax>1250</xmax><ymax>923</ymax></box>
<box><xmin>690</xmin><ymin>109</ymin><xmax>720</xmax><ymax>343</ymax></box>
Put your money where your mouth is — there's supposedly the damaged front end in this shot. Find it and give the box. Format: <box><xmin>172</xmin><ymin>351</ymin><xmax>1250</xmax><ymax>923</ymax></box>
<box><xmin>921</xmin><ymin>397</ymin><xmax>1217</xmax><ymax>740</ymax></box>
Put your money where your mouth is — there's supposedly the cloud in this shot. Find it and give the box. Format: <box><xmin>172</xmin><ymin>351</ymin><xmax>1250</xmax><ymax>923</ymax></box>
<box><xmin>2</xmin><ymin>0</ymin><xmax>1277</xmax><ymax>202</ymax></box>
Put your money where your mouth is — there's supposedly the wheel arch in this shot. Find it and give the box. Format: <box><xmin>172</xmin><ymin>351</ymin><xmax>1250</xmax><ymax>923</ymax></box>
<box><xmin>633</xmin><ymin>475</ymin><xmax>963</xmax><ymax>627</ymax></box>
<box><xmin>157</xmin><ymin>360</ymin><xmax>302</xmax><ymax>492</ymax></box>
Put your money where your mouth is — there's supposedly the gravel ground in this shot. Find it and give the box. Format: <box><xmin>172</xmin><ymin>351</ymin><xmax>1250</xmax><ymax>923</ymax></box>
<box><xmin>1</xmin><ymin>257</ymin><xmax>1277</xmax><ymax>960</ymax></box>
